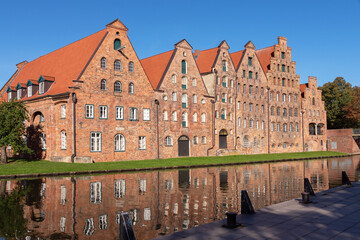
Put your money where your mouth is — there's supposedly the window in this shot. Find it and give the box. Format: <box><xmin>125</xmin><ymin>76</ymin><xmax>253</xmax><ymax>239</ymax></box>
<box><xmin>101</xmin><ymin>79</ymin><xmax>106</xmax><ymax>91</ymax></box>
<box><xmin>116</xmin><ymin>106</ymin><xmax>124</xmax><ymax>120</ymax></box>
<box><xmin>60</xmin><ymin>217</ymin><xmax>66</xmax><ymax>232</ymax></box>
<box><xmin>271</xmin><ymin>106</ymin><xmax>274</xmax><ymax>115</ymax></box>
<box><xmin>114</xmin><ymin>134</ymin><xmax>125</xmax><ymax>151</ymax></box>
<box><xmin>172</xmin><ymin>74</ymin><xmax>177</xmax><ymax>83</ymax></box>
<box><xmin>295</xmin><ymin>123</ymin><xmax>299</xmax><ymax>132</ymax></box>
<box><xmin>129</xmin><ymin>107</ymin><xmax>138</xmax><ymax>120</ymax></box>
<box><xmin>312</xmin><ymin>97</ymin><xmax>315</xmax><ymax>105</ymax></box>
<box><xmin>221</xmin><ymin>109</ymin><xmax>226</xmax><ymax>120</ymax></box>
<box><xmin>193</xmin><ymin>94</ymin><xmax>197</xmax><ymax>104</ymax></box>
<box><xmin>249</xmin><ymin>71</ymin><xmax>252</xmax><ymax>79</ymax></box>
<box><xmin>182</xmin><ymin>112</ymin><xmax>188</xmax><ymax>127</ymax></box>
<box><xmin>17</xmin><ymin>89</ymin><xmax>21</xmax><ymax>100</ymax></box>
<box><xmin>101</xmin><ymin>57</ymin><xmax>106</xmax><ymax>69</ymax></box>
<box><xmin>181</xmin><ymin>77</ymin><xmax>187</xmax><ymax>89</ymax></box>
<box><xmin>84</xmin><ymin>218</ymin><xmax>95</xmax><ymax>236</ymax></box>
<box><xmin>182</xmin><ymin>94</ymin><xmax>187</xmax><ymax>108</ymax></box>
<box><xmin>193</xmin><ymin>136</ymin><xmax>198</xmax><ymax>144</ymax></box>
<box><xmin>287</xmin><ymin>66</ymin><xmax>290</xmax><ymax>73</ymax></box>
<box><xmin>261</xmin><ymin>105</ymin><xmax>264</xmax><ymax>113</ymax></box>
<box><xmin>294</xmin><ymin>108</ymin><xmax>298</xmax><ymax>117</ymax></box>
<box><xmin>39</xmin><ymin>82</ymin><xmax>45</xmax><ymax>95</ymax></box>
<box><xmin>243</xmin><ymin>136</ymin><xmax>249</xmax><ymax>147</ymax></box>
<box><xmin>139</xmin><ymin>179</ymin><xmax>146</xmax><ymax>194</ymax></box>
<box><xmin>90</xmin><ymin>182</ymin><xmax>101</xmax><ymax>203</ymax></box>
<box><xmin>61</xmin><ymin>131</ymin><xmax>67</xmax><ymax>150</ymax></box>
<box><xmin>129</xmin><ymin>61</ymin><xmax>134</xmax><ymax>72</ymax></box>
<box><xmin>114</xmin><ymin>39</ymin><xmax>121</xmax><ymax>50</ymax></box>
<box><xmin>294</xmin><ymin>95</ymin><xmax>297</xmax><ymax>102</ymax></box>
<box><xmin>60</xmin><ymin>186</ymin><xmax>67</xmax><ymax>205</ymax></box>
<box><xmin>282</xmin><ymin>65</ymin><xmax>285</xmax><ymax>72</ymax></box>
<box><xmin>256</xmin><ymin>120</ymin><xmax>259</xmax><ymax>129</ymax></box>
<box><xmin>243</xmin><ymin>102</ymin><xmax>246</xmax><ymax>111</ymax></box>
<box><xmin>201</xmin><ymin>113</ymin><xmax>206</xmax><ymax>123</ymax></box>
<box><xmin>27</xmin><ymin>85</ymin><xmax>32</xmax><ymax>97</ymax></box>
<box><xmin>270</xmin><ymin>92</ymin><xmax>273</xmax><ymax>100</ymax></box>
<box><xmin>271</xmin><ymin>122</ymin><xmax>275</xmax><ymax>131</ymax></box>
<box><xmin>249</xmin><ymin>103</ymin><xmax>253</xmax><ymax>112</ymax></box>
<box><xmin>255</xmin><ymin>86</ymin><xmax>258</xmax><ymax>95</ymax></box>
<box><xmin>98</xmin><ymin>215</ymin><xmax>108</xmax><ymax>230</ymax></box>
<box><xmin>288</xmin><ymin>95</ymin><xmax>291</xmax><ymax>102</ymax></box>
<box><xmin>262</xmin><ymin>121</ymin><xmax>265</xmax><ymax>130</ymax></box>
<box><xmin>114</xmin><ymin>81</ymin><xmax>122</xmax><ymax>92</ymax></box>
<box><xmin>276</xmin><ymin>107</ymin><xmax>280</xmax><ymax>116</ymax></box>
<box><xmin>86</xmin><ymin>105</ymin><xmax>94</xmax><ymax>119</ymax></box>
<box><xmin>90</xmin><ymin>132</ymin><xmax>101</xmax><ymax>152</ymax></box>
<box><xmin>222</xmin><ymin>76</ymin><xmax>228</xmax><ymax>87</ymax></box>
<box><xmin>276</xmin><ymin>93</ymin><xmax>279</xmax><ymax>101</ymax></box>
<box><xmin>181</xmin><ymin>60</ymin><xmax>187</xmax><ymax>74</ymax></box>
<box><xmin>248</xmin><ymin>57</ymin><xmax>252</xmax><ymax>66</ymax></box>
<box><xmin>61</xmin><ymin>105</ymin><xmax>66</xmax><ymax>118</ymax></box>
<box><xmin>238</xmin><ymin>117</ymin><xmax>241</xmax><ymax>127</ymax></box>
<box><xmin>249</xmin><ymin>119</ymin><xmax>254</xmax><ymax>128</ymax></box>
<box><xmin>193</xmin><ymin>113</ymin><xmax>197</xmax><ymax>122</ymax></box>
<box><xmin>230</xmin><ymin>80</ymin><xmax>234</xmax><ymax>88</ymax></box>
<box><xmin>289</xmin><ymin>108</ymin><xmax>292</xmax><ymax>116</ymax></box>
<box><xmin>201</xmin><ymin>136</ymin><xmax>206</xmax><ymax>144</ymax></box>
<box><xmin>261</xmin><ymin>87</ymin><xmax>264</xmax><ymax>95</ymax></box>
<box><xmin>244</xmin><ymin>118</ymin><xmax>247</xmax><ymax>128</ymax></box>
<box><xmin>281</xmin><ymin>52</ymin><xmax>285</xmax><ymax>59</ymax></box>
<box><xmin>256</xmin><ymin>72</ymin><xmax>258</xmax><ymax>80</ymax></box>
<box><xmin>114</xmin><ymin>179</ymin><xmax>126</xmax><ymax>198</ymax></box>
<box><xmin>129</xmin><ymin>83</ymin><xmax>134</xmax><ymax>93</ymax></box>
<box><xmin>289</xmin><ymin>123</ymin><xmax>293</xmax><ymax>132</ymax></box>
<box><xmin>283</xmin><ymin>108</ymin><xmax>287</xmax><ymax>117</ymax></box>
<box><xmin>249</xmin><ymin>85</ymin><xmax>253</xmax><ymax>94</ymax></box>
<box><xmin>165</xmin><ymin>136</ymin><xmax>173</xmax><ymax>146</ymax></box>
<box><xmin>192</xmin><ymin>78</ymin><xmax>197</xmax><ymax>87</ymax></box>
<box><xmin>139</xmin><ymin>136</ymin><xmax>146</xmax><ymax>150</ymax></box>
<box><xmin>222</xmin><ymin>93</ymin><xmax>227</xmax><ymax>103</ymax></box>
<box><xmin>229</xmin><ymin>113</ymin><xmax>232</xmax><ymax>121</ymax></box>
<box><xmin>99</xmin><ymin>106</ymin><xmax>108</xmax><ymax>119</ymax></box>
<box><xmin>229</xmin><ymin>97</ymin><xmax>233</xmax><ymax>104</ymax></box>
<box><xmin>41</xmin><ymin>133</ymin><xmax>46</xmax><ymax>150</ymax></box>
<box><xmin>283</xmin><ymin>123</ymin><xmax>287</xmax><ymax>132</ymax></box>
<box><xmin>143</xmin><ymin>108</ymin><xmax>150</xmax><ymax>121</ymax></box>
<box><xmin>222</xmin><ymin>60</ymin><xmax>227</xmax><ymax>71</ymax></box>
<box><xmin>114</xmin><ymin>60</ymin><xmax>121</xmax><ymax>71</ymax></box>
<box><xmin>163</xmin><ymin>110</ymin><xmax>168</xmax><ymax>121</ymax></box>
<box><xmin>243</xmin><ymin>70</ymin><xmax>246</xmax><ymax>78</ymax></box>
<box><xmin>172</xmin><ymin>111</ymin><xmax>177</xmax><ymax>121</ymax></box>
<box><xmin>215</xmin><ymin>110</ymin><xmax>219</xmax><ymax>118</ymax></box>
<box><xmin>277</xmin><ymin>123</ymin><xmax>281</xmax><ymax>132</ymax></box>
<box><xmin>171</xmin><ymin>92</ymin><xmax>177</xmax><ymax>102</ymax></box>
<box><xmin>216</xmin><ymin>77</ymin><xmax>220</xmax><ymax>85</ymax></box>
<box><xmin>277</xmin><ymin>64</ymin><xmax>280</xmax><ymax>71</ymax></box>
<box><xmin>144</xmin><ymin>208</ymin><xmax>151</xmax><ymax>221</ymax></box>
<box><xmin>282</xmin><ymin>94</ymin><xmax>286</xmax><ymax>102</ymax></box>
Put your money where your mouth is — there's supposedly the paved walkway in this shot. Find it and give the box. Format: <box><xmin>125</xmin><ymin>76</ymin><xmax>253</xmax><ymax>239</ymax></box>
<box><xmin>155</xmin><ymin>182</ymin><xmax>360</xmax><ymax>240</ymax></box>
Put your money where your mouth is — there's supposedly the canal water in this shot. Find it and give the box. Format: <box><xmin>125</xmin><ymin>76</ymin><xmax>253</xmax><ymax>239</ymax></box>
<box><xmin>0</xmin><ymin>156</ymin><xmax>359</xmax><ymax>240</ymax></box>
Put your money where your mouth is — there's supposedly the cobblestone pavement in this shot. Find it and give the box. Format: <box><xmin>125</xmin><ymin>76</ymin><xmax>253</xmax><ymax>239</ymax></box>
<box><xmin>155</xmin><ymin>182</ymin><xmax>360</xmax><ymax>240</ymax></box>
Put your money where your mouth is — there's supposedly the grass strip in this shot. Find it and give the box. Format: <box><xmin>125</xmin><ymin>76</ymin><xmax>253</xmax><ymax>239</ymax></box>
<box><xmin>0</xmin><ymin>151</ymin><xmax>347</xmax><ymax>176</ymax></box>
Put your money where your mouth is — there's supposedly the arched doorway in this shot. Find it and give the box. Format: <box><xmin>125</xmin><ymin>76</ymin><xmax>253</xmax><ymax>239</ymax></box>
<box><xmin>219</xmin><ymin>129</ymin><xmax>228</xmax><ymax>149</ymax></box>
<box><xmin>178</xmin><ymin>135</ymin><xmax>189</xmax><ymax>156</ymax></box>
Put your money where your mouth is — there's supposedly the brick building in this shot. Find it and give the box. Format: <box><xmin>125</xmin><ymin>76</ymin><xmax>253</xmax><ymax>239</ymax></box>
<box><xmin>0</xmin><ymin>19</ymin><xmax>327</xmax><ymax>162</ymax></box>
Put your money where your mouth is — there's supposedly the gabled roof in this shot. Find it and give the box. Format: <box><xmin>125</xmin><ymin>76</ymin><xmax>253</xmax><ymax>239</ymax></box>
<box><xmin>16</xmin><ymin>83</ymin><xmax>26</xmax><ymax>89</ymax></box>
<box><xmin>300</xmin><ymin>83</ymin><xmax>308</xmax><ymax>93</ymax></box>
<box><xmin>230</xmin><ymin>50</ymin><xmax>245</xmax><ymax>70</ymax></box>
<box><xmin>140</xmin><ymin>50</ymin><xmax>174</xmax><ymax>89</ymax></box>
<box><xmin>195</xmin><ymin>47</ymin><xmax>218</xmax><ymax>74</ymax></box>
<box><xmin>255</xmin><ymin>46</ymin><xmax>274</xmax><ymax>73</ymax></box>
<box><xmin>1</xmin><ymin>29</ymin><xmax>107</xmax><ymax>100</ymax></box>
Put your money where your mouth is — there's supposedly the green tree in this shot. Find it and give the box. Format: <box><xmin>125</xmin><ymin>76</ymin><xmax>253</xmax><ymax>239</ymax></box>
<box><xmin>0</xmin><ymin>100</ymin><xmax>31</xmax><ymax>164</ymax></box>
<box><xmin>319</xmin><ymin>77</ymin><xmax>354</xmax><ymax>129</ymax></box>
<box><xmin>343</xmin><ymin>86</ymin><xmax>360</xmax><ymax>128</ymax></box>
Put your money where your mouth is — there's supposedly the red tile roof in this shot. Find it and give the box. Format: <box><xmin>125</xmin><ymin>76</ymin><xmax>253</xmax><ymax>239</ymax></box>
<box><xmin>230</xmin><ymin>50</ymin><xmax>245</xmax><ymax>70</ymax></box>
<box><xmin>140</xmin><ymin>50</ymin><xmax>174</xmax><ymax>89</ymax></box>
<box><xmin>1</xmin><ymin>29</ymin><xmax>107</xmax><ymax>101</ymax></box>
<box><xmin>195</xmin><ymin>47</ymin><xmax>218</xmax><ymax>74</ymax></box>
<box><xmin>255</xmin><ymin>46</ymin><xmax>274</xmax><ymax>73</ymax></box>
<box><xmin>300</xmin><ymin>83</ymin><xmax>308</xmax><ymax>93</ymax></box>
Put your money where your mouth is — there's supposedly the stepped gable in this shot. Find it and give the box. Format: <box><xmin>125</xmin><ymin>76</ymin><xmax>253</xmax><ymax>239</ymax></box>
<box><xmin>255</xmin><ymin>46</ymin><xmax>274</xmax><ymax>73</ymax></box>
<box><xmin>300</xmin><ymin>83</ymin><xmax>308</xmax><ymax>97</ymax></box>
<box><xmin>230</xmin><ymin>50</ymin><xmax>245</xmax><ymax>70</ymax></box>
<box><xmin>1</xmin><ymin>29</ymin><xmax>107</xmax><ymax>100</ymax></box>
<box><xmin>140</xmin><ymin>50</ymin><xmax>174</xmax><ymax>90</ymax></box>
<box><xmin>195</xmin><ymin>47</ymin><xmax>218</xmax><ymax>74</ymax></box>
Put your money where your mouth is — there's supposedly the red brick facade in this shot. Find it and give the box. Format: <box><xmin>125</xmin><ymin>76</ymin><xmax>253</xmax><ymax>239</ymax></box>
<box><xmin>0</xmin><ymin>19</ymin><xmax>327</xmax><ymax>162</ymax></box>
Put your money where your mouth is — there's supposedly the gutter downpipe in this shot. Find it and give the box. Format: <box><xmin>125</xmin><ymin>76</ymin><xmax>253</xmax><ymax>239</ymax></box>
<box><xmin>71</xmin><ymin>93</ymin><xmax>77</xmax><ymax>163</ymax></box>
<box><xmin>207</xmin><ymin>69</ymin><xmax>217</xmax><ymax>156</ymax></box>
<box><xmin>155</xmin><ymin>99</ymin><xmax>160</xmax><ymax>159</ymax></box>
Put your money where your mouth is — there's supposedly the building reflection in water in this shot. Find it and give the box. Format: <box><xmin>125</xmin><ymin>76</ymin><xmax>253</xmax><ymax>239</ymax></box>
<box><xmin>2</xmin><ymin>156</ymin><xmax>360</xmax><ymax>240</ymax></box>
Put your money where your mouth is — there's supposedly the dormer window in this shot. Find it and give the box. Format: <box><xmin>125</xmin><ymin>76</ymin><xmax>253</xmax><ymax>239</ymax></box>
<box><xmin>7</xmin><ymin>92</ymin><xmax>11</xmax><ymax>102</ymax></box>
<box><xmin>114</xmin><ymin>39</ymin><xmax>121</xmax><ymax>50</ymax></box>
<box><xmin>17</xmin><ymin>89</ymin><xmax>21</xmax><ymax>100</ymax></box>
<box><xmin>39</xmin><ymin>82</ymin><xmax>45</xmax><ymax>94</ymax></box>
<box><xmin>27</xmin><ymin>85</ymin><xmax>32</xmax><ymax>97</ymax></box>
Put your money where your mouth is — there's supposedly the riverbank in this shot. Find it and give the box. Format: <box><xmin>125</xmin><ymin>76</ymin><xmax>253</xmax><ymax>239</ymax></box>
<box><xmin>0</xmin><ymin>151</ymin><xmax>348</xmax><ymax>179</ymax></box>
<box><xmin>155</xmin><ymin>181</ymin><xmax>360</xmax><ymax>240</ymax></box>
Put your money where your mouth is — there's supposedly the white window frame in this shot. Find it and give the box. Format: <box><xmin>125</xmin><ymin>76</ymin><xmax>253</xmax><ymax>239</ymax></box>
<box><xmin>172</xmin><ymin>111</ymin><xmax>177</xmax><ymax>121</ymax></box>
<box><xmin>139</xmin><ymin>136</ymin><xmax>146</xmax><ymax>150</ymax></box>
<box><xmin>41</xmin><ymin>133</ymin><xmax>46</xmax><ymax>150</ymax></box>
<box><xmin>193</xmin><ymin>112</ymin><xmax>197</xmax><ymax>122</ymax></box>
<box><xmin>114</xmin><ymin>179</ymin><xmax>126</xmax><ymax>198</ymax></box>
<box><xmin>61</xmin><ymin>105</ymin><xmax>66</xmax><ymax>118</ymax></box>
<box><xmin>17</xmin><ymin>89</ymin><xmax>21</xmax><ymax>100</ymax></box>
<box><xmin>143</xmin><ymin>108</ymin><xmax>150</xmax><ymax>121</ymax></box>
<box><xmin>114</xmin><ymin>134</ymin><xmax>125</xmax><ymax>152</ymax></box>
<box><xmin>99</xmin><ymin>106</ymin><xmax>108</xmax><ymax>119</ymax></box>
<box><xmin>193</xmin><ymin>94</ymin><xmax>197</xmax><ymax>104</ymax></box>
<box><xmin>85</xmin><ymin>105</ymin><xmax>94</xmax><ymax>119</ymax></box>
<box><xmin>172</xmin><ymin>92</ymin><xmax>177</xmax><ymax>101</ymax></box>
<box><xmin>27</xmin><ymin>85</ymin><xmax>32</xmax><ymax>97</ymax></box>
<box><xmin>201</xmin><ymin>136</ymin><xmax>206</xmax><ymax>144</ymax></box>
<box><xmin>61</xmin><ymin>131</ymin><xmax>67</xmax><ymax>150</ymax></box>
<box><xmin>116</xmin><ymin>106</ymin><xmax>124</xmax><ymax>120</ymax></box>
<box><xmin>90</xmin><ymin>132</ymin><xmax>101</xmax><ymax>152</ymax></box>
<box><xmin>90</xmin><ymin>182</ymin><xmax>102</xmax><ymax>204</ymax></box>
<box><xmin>129</xmin><ymin>107</ymin><xmax>138</xmax><ymax>121</ymax></box>
<box><xmin>165</xmin><ymin>136</ymin><xmax>173</xmax><ymax>146</ymax></box>
<box><xmin>39</xmin><ymin>82</ymin><xmax>45</xmax><ymax>95</ymax></box>
<box><xmin>99</xmin><ymin>214</ymin><xmax>108</xmax><ymax>230</ymax></box>
<box><xmin>60</xmin><ymin>185</ymin><xmax>66</xmax><ymax>205</ymax></box>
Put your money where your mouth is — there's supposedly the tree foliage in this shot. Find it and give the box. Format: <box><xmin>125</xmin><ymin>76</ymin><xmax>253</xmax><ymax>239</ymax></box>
<box><xmin>0</xmin><ymin>100</ymin><xmax>32</xmax><ymax>163</ymax></box>
<box><xmin>343</xmin><ymin>86</ymin><xmax>360</xmax><ymax>128</ymax></box>
<box><xmin>319</xmin><ymin>77</ymin><xmax>355</xmax><ymax>129</ymax></box>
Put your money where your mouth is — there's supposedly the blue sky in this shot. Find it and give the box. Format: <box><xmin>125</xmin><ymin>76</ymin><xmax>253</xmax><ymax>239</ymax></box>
<box><xmin>0</xmin><ymin>0</ymin><xmax>359</xmax><ymax>87</ymax></box>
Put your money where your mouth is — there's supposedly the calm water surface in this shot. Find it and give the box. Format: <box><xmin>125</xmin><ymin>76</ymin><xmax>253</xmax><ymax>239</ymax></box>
<box><xmin>0</xmin><ymin>156</ymin><xmax>359</xmax><ymax>240</ymax></box>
